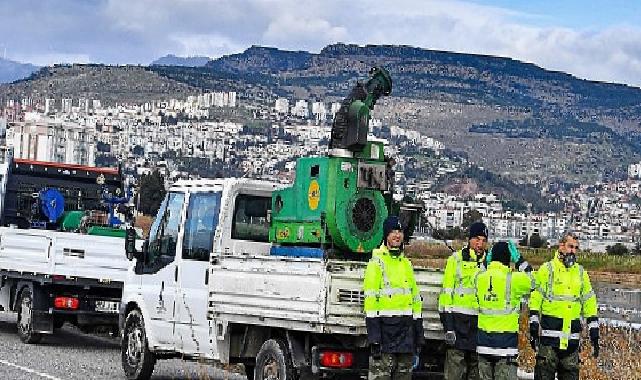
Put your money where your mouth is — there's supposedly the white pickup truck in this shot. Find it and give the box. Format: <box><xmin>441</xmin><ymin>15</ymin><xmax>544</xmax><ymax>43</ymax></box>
<box><xmin>120</xmin><ymin>178</ymin><xmax>446</xmax><ymax>380</ymax></box>
<box><xmin>0</xmin><ymin>227</ymin><xmax>129</xmax><ymax>343</ymax></box>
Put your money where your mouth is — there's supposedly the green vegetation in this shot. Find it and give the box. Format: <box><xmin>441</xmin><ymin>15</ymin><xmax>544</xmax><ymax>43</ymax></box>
<box><xmin>606</xmin><ymin>243</ymin><xmax>629</xmax><ymax>256</ymax></box>
<box><xmin>137</xmin><ymin>170</ymin><xmax>166</xmax><ymax>216</ymax></box>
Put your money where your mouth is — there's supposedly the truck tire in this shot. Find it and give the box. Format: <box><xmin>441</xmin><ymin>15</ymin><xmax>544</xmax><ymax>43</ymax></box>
<box><xmin>53</xmin><ymin>318</ymin><xmax>65</xmax><ymax>330</ymax></box>
<box><xmin>121</xmin><ymin>309</ymin><xmax>156</xmax><ymax>380</ymax></box>
<box><xmin>254</xmin><ymin>339</ymin><xmax>296</xmax><ymax>380</ymax></box>
<box><xmin>17</xmin><ymin>288</ymin><xmax>42</xmax><ymax>344</ymax></box>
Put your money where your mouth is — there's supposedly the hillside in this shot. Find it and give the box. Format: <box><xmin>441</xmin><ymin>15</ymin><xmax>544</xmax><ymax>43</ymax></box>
<box><xmin>1</xmin><ymin>64</ymin><xmax>200</xmax><ymax>105</ymax></box>
<box><xmin>164</xmin><ymin>43</ymin><xmax>641</xmax><ymax>185</ymax></box>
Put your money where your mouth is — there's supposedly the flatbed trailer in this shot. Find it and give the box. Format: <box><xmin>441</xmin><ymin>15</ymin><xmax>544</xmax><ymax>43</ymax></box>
<box><xmin>0</xmin><ymin>227</ymin><xmax>130</xmax><ymax>343</ymax></box>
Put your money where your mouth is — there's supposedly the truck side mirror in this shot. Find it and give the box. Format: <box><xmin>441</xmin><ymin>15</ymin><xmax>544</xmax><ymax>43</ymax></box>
<box><xmin>125</xmin><ymin>227</ymin><xmax>139</xmax><ymax>261</ymax></box>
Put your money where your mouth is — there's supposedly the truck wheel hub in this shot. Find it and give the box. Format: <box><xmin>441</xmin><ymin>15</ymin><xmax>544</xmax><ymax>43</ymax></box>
<box><xmin>19</xmin><ymin>298</ymin><xmax>32</xmax><ymax>332</ymax></box>
<box><xmin>127</xmin><ymin>328</ymin><xmax>143</xmax><ymax>363</ymax></box>
<box><xmin>263</xmin><ymin>356</ymin><xmax>280</xmax><ymax>380</ymax></box>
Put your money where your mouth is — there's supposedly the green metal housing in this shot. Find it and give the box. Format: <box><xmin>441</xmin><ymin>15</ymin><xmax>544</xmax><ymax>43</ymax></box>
<box><xmin>270</xmin><ymin>141</ymin><xmax>388</xmax><ymax>254</ymax></box>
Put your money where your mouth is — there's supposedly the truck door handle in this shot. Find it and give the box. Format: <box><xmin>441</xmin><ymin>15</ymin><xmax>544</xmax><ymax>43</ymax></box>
<box><xmin>175</xmin><ymin>266</ymin><xmax>178</xmax><ymax>282</ymax></box>
<box><xmin>205</xmin><ymin>269</ymin><xmax>209</xmax><ymax>285</ymax></box>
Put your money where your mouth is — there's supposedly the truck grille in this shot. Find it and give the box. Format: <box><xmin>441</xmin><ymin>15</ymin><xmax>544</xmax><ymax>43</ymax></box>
<box><xmin>337</xmin><ymin>289</ymin><xmax>365</xmax><ymax>305</ymax></box>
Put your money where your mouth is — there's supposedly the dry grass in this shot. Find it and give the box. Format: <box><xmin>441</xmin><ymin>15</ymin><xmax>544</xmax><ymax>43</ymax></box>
<box><xmin>405</xmin><ymin>241</ymin><xmax>461</xmax><ymax>259</ymax></box>
<box><xmin>517</xmin><ymin>311</ymin><xmax>641</xmax><ymax>380</ymax></box>
<box><xmin>405</xmin><ymin>243</ymin><xmax>641</xmax><ymax>277</ymax></box>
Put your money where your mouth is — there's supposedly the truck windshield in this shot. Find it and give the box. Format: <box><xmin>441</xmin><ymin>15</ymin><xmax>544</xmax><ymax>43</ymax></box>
<box><xmin>182</xmin><ymin>192</ymin><xmax>222</xmax><ymax>261</ymax></box>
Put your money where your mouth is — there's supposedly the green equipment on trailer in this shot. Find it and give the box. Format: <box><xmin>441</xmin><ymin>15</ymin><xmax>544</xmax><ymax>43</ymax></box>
<box><xmin>269</xmin><ymin>67</ymin><xmax>394</xmax><ymax>254</ymax></box>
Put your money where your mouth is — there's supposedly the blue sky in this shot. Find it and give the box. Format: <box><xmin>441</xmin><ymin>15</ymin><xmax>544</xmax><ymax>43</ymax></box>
<box><xmin>476</xmin><ymin>0</ymin><xmax>641</xmax><ymax>29</ymax></box>
<box><xmin>2</xmin><ymin>0</ymin><xmax>641</xmax><ymax>86</ymax></box>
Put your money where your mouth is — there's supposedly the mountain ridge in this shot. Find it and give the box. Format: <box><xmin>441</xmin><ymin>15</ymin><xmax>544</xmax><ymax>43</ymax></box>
<box><xmin>151</xmin><ymin>54</ymin><xmax>211</xmax><ymax>67</ymax></box>
<box><xmin>0</xmin><ymin>57</ymin><xmax>39</xmax><ymax>84</ymax></box>
<box><xmin>2</xmin><ymin>43</ymin><xmax>641</xmax><ymax>187</ymax></box>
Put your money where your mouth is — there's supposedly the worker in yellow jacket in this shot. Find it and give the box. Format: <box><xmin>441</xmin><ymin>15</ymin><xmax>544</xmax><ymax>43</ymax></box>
<box><xmin>364</xmin><ymin>216</ymin><xmax>424</xmax><ymax>380</ymax></box>
<box><xmin>438</xmin><ymin>222</ymin><xmax>489</xmax><ymax>380</ymax></box>
<box><xmin>529</xmin><ymin>232</ymin><xmax>599</xmax><ymax>380</ymax></box>
<box><xmin>475</xmin><ymin>241</ymin><xmax>535</xmax><ymax>380</ymax></box>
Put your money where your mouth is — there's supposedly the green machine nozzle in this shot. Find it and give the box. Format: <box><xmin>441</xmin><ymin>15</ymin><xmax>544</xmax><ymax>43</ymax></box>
<box><xmin>270</xmin><ymin>67</ymin><xmax>393</xmax><ymax>254</ymax></box>
<box><xmin>330</xmin><ymin>67</ymin><xmax>392</xmax><ymax>153</ymax></box>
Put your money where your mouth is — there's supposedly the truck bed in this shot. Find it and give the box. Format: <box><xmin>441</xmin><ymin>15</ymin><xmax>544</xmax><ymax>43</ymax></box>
<box><xmin>208</xmin><ymin>255</ymin><xmax>444</xmax><ymax>340</ymax></box>
<box><xmin>0</xmin><ymin>227</ymin><xmax>129</xmax><ymax>284</ymax></box>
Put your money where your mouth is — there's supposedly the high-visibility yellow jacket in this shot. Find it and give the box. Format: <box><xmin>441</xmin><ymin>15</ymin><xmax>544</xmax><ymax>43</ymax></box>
<box><xmin>438</xmin><ymin>247</ymin><xmax>485</xmax><ymax>350</ymax></box>
<box><xmin>529</xmin><ymin>252</ymin><xmax>598</xmax><ymax>351</ymax></box>
<box><xmin>475</xmin><ymin>261</ymin><xmax>535</xmax><ymax>357</ymax></box>
<box><xmin>363</xmin><ymin>244</ymin><xmax>423</xmax><ymax>353</ymax></box>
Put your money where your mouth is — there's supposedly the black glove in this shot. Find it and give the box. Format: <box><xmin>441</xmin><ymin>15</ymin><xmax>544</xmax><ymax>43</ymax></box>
<box><xmin>371</xmin><ymin>343</ymin><xmax>382</xmax><ymax>360</ymax></box>
<box><xmin>529</xmin><ymin>321</ymin><xmax>539</xmax><ymax>351</ymax></box>
<box><xmin>591</xmin><ymin>337</ymin><xmax>599</xmax><ymax>358</ymax></box>
<box><xmin>588</xmin><ymin>317</ymin><xmax>599</xmax><ymax>358</ymax></box>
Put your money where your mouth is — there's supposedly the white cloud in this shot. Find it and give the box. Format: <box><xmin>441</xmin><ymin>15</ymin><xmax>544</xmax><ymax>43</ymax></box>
<box><xmin>263</xmin><ymin>14</ymin><xmax>348</xmax><ymax>50</ymax></box>
<box><xmin>168</xmin><ymin>33</ymin><xmax>246</xmax><ymax>58</ymax></box>
<box><xmin>2</xmin><ymin>0</ymin><xmax>641</xmax><ymax>86</ymax></box>
<box><xmin>325</xmin><ymin>0</ymin><xmax>641</xmax><ymax>86</ymax></box>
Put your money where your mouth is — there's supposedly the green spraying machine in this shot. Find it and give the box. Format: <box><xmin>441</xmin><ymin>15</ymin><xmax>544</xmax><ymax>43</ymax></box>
<box><xmin>269</xmin><ymin>67</ymin><xmax>395</xmax><ymax>257</ymax></box>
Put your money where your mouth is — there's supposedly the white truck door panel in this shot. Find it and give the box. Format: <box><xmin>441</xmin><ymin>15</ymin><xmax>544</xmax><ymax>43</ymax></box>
<box><xmin>176</xmin><ymin>191</ymin><xmax>221</xmax><ymax>357</ymax></box>
<box><xmin>176</xmin><ymin>260</ymin><xmax>210</xmax><ymax>355</ymax></box>
<box><xmin>139</xmin><ymin>192</ymin><xmax>185</xmax><ymax>349</ymax></box>
<box><xmin>142</xmin><ymin>264</ymin><xmax>177</xmax><ymax>347</ymax></box>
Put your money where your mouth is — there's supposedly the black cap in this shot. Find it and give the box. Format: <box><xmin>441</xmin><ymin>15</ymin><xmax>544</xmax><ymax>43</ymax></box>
<box><xmin>469</xmin><ymin>221</ymin><xmax>488</xmax><ymax>239</ymax></box>
<box><xmin>491</xmin><ymin>241</ymin><xmax>510</xmax><ymax>266</ymax></box>
<box><xmin>383</xmin><ymin>215</ymin><xmax>403</xmax><ymax>241</ymax></box>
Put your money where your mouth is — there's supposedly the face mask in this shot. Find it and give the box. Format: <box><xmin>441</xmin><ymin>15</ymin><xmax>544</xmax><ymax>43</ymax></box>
<box><xmin>561</xmin><ymin>253</ymin><xmax>576</xmax><ymax>268</ymax></box>
<box><xmin>389</xmin><ymin>246</ymin><xmax>402</xmax><ymax>257</ymax></box>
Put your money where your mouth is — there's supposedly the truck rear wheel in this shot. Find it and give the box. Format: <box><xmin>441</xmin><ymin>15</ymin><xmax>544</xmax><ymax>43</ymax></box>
<box><xmin>17</xmin><ymin>288</ymin><xmax>42</xmax><ymax>344</ymax></box>
<box><xmin>254</xmin><ymin>339</ymin><xmax>296</xmax><ymax>380</ymax></box>
<box><xmin>122</xmin><ymin>309</ymin><xmax>156</xmax><ymax>380</ymax></box>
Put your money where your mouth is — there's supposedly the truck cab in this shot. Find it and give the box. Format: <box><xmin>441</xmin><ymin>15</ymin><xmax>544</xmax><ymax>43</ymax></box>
<box><xmin>120</xmin><ymin>178</ymin><xmax>279</xmax><ymax>377</ymax></box>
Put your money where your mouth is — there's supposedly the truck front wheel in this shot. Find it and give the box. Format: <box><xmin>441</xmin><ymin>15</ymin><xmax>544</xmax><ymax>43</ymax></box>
<box><xmin>254</xmin><ymin>339</ymin><xmax>296</xmax><ymax>380</ymax></box>
<box><xmin>121</xmin><ymin>309</ymin><xmax>156</xmax><ymax>380</ymax></box>
<box><xmin>17</xmin><ymin>288</ymin><xmax>42</xmax><ymax>344</ymax></box>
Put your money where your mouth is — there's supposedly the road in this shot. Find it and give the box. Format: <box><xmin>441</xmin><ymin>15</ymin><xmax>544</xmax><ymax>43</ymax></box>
<box><xmin>0</xmin><ymin>313</ymin><xmax>247</xmax><ymax>380</ymax></box>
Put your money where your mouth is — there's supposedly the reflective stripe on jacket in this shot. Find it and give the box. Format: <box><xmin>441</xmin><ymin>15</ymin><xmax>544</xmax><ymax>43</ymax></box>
<box><xmin>529</xmin><ymin>252</ymin><xmax>598</xmax><ymax>351</ymax></box>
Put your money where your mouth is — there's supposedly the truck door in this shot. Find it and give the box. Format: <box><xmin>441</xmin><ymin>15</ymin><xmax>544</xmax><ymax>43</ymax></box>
<box><xmin>140</xmin><ymin>192</ymin><xmax>185</xmax><ymax>349</ymax></box>
<box><xmin>176</xmin><ymin>191</ymin><xmax>221</xmax><ymax>356</ymax></box>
